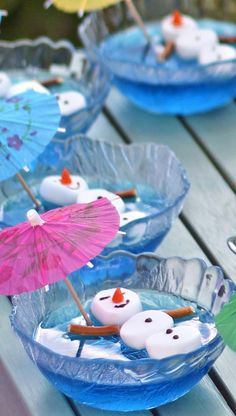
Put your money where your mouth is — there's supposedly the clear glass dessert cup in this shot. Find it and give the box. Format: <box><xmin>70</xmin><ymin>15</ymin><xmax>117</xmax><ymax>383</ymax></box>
<box><xmin>11</xmin><ymin>252</ymin><xmax>235</xmax><ymax>411</ymax></box>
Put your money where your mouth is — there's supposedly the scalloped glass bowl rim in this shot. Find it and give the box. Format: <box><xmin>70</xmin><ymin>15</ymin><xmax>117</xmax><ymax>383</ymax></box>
<box><xmin>10</xmin><ymin>252</ymin><xmax>229</xmax><ymax>384</ymax></box>
<box><xmin>0</xmin><ymin>36</ymin><xmax>112</xmax><ymax>112</ymax></box>
<box><xmin>79</xmin><ymin>15</ymin><xmax>236</xmax><ymax>84</ymax></box>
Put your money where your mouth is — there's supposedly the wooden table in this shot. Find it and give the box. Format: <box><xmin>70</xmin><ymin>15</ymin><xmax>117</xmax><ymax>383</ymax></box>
<box><xmin>1</xmin><ymin>87</ymin><xmax>236</xmax><ymax>416</ymax></box>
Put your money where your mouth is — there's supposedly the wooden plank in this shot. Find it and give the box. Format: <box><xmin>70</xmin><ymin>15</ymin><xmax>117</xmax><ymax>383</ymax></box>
<box><xmin>105</xmin><ymin>89</ymin><xmax>236</xmax><ymax>281</ymax></box>
<box><xmin>0</xmin><ymin>296</ymin><xmax>76</xmax><ymax>416</ymax></box>
<box><xmin>88</xmin><ymin>111</ymin><xmax>122</xmax><ymax>144</ymax></box>
<box><xmin>159</xmin><ymin>377</ymin><xmax>234</xmax><ymax>416</ymax></box>
<box><xmin>185</xmin><ymin>103</ymin><xmax>236</xmax><ymax>191</ymax></box>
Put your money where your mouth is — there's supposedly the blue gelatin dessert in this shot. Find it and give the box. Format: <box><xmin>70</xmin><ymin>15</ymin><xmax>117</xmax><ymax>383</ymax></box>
<box><xmin>11</xmin><ymin>252</ymin><xmax>235</xmax><ymax>411</ymax></box>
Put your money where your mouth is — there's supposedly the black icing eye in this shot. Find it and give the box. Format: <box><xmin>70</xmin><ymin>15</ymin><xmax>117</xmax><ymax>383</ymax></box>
<box><xmin>166</xmin><ymin>328</ymin><xmax>173</xmax><ymax>334</ymax></box>
<box><xmin>173</xmin><ymin>335</ymin><xmax>179</xmax><ymax>340</ymax></box>
<box><xmin>64</xmin><ymin>100</ymin><xmax>69</xmax><ymax>105</ymax></box>
<box><xmin>55</xmin><ymin>95</ymin><xmax>59</xmax><ymax>100</ymax></box>
<box><xmin>123</xmin><ymin>217</ymin><xmax>128</xmax><ymax>221</ymax></box>
<box><xmin>99</xmin><ymin>295</ymin><xmax>110</xmax><ymax>300</ymax></box>
<box><xmin>97</xmin><ymin>196</ymin><xmax>103</xmax><ymax>199</ymax></box>
<box><xmin>145</xmin><ymin>318</ymin><xmax>152</xmax><ymax>323</ymax></box>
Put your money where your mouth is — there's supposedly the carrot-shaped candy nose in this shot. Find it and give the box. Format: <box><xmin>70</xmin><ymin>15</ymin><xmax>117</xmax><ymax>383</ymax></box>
<box><xmin>112</xmin><ymin>288</ymin><xmax>124</xmax><ymax>303</ymax></box>
<box><xmin>172</xmin><ymin>10</ymin><xmax>183</xmax><ymax>26</ymax></box>
<box><xmin>60</xmin><ymin>168</ymin><xmax>72</xmax><ymax>185</ymax></box>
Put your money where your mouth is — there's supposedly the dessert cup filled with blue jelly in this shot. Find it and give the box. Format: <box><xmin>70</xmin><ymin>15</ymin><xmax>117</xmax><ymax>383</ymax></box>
<box><xmin>0</xmin><ymin>135</ymin><xmax>190</xmax><ymax>254</ymax></box>
<box><xmin>79</xmin><ymin>8</ymin><xmax>236</xmax><ymax>114</ymax></box>
<box><xmin>11</xmin><ymin>252</ymin><xmax>235</xmax><ymax>411</ymax></box>
<box><xmin>0</xmin><ymin>37</ymin><xmax>111</xmax><ymax>169</ymax></box>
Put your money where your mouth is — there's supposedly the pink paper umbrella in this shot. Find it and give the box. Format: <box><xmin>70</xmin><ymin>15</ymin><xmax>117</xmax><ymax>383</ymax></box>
<box><xmin>0</xmin><ymin>198</ymin><xmax>120</xmax><ymax>325</ymax></box>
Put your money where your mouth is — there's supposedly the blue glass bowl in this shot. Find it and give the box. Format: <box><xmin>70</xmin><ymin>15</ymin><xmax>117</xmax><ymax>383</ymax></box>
<box><xmin>0</xmin><ymin>37</ymin><xmax>111</xmax><ymax>168</ymax></box>
<box><xmin>10</xmin><ymin>252</ymin><xmax>235</xmax><ymax>411</ymax></box>
<box><xmin>0</xmin><ymin>135</ymin><xmax>190</xmax><ymax>254</ymax></box>
<box><xmin>80</xmin><ymin>12</ymin><xmax>236</xmax><ymax>114</ymax></box>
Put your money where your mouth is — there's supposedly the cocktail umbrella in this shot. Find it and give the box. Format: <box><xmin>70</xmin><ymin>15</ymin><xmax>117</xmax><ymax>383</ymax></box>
<box><xmin>0</xmin><ymin>89</ymin><xmax>60</xmax><ymax>208</ymax></box>
<box><xmin>0</xmin><ymin>199</ymin><xmax>120</xmax><ymax>325</ymax></box>
<box><xmin>215</xmin><ymin>293</ymin><xmax>236</xmax><ymax>351</ymax></box>
<box><xmin>45</xmin><ymin>0</ymin><xmax>154</xmax><ymax>53</ymax></box>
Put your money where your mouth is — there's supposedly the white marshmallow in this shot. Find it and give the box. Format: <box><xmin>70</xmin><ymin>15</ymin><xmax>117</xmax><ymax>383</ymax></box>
<box><xmin>35</xmin><ymin>327</ymin><xmax>79</xmax><ymax>357</ymax></box>
<box><xmin>77</xmin><ymin>188</ymin><xmax>125</xmax><ymax>214</ymax></box>
<box><xmin>55</xmin><ymin>91</ymin><xmax>86</xmax><ymax>116</ymax></box>
<box><xmin>161</xmin><ymin>13</ymin><xmax>197</xmax><ymax>42</ymax></box>
<box><xmin>91</xmin><ymin>288</ymin><xmax>142</xmax><ymax>326</ymax></box>
<box><xmin>176</xmin><ymin>28</ymin><xmax>218</xmax><ymax>60</ymax></box>
<box><xmin>120</xmin><ymin>310</ymin><xmax>174</xmax><ymax>350</ymax></box>
<box><xmin>120</xmin><ymin>210</ymin><xmax>146</xmax><ymax>227</ymax></box>
<box><xmin>7</xmin><ymin>80</ymin><xmax>49</xmax><ymax>98</ymax></box>
<box><xmin>0</xmin><ymin>72</ymin><xmax>11</xmax><ymax>97</ymax></box>
<box><xmin>40</xmin><ymin>174</ymin><xmax>88</xmax><ymax>206</ymax></box>
<box><xmin>198</xmin><ymin>43</ymin><xmax>236</xmax><ymax>65</ymax></box>
<box><xmin>146</xmin><ymin>325</ymin><xmax>202</xmax><ymax>359</ymax></box>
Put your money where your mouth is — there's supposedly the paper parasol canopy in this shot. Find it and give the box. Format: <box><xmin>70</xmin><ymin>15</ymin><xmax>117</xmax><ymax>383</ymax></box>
<box><xmin>216</xmin><ymin>292</ymin><xmax>236</xmax><ymax>351</ymax></box>
<box><xmin>0</xmin><ymin>90</ymin><xmax>60</xmax><ymax>181</ymax></box>
<box><xmin>0</xmin><ymin>199</ymin><xmax>120</xmax><ymax>295</ymax></box>
<box><xmin>51</xmin><ymin>0</ymin><xmax>120</xmax><ymax>12</ymax></box>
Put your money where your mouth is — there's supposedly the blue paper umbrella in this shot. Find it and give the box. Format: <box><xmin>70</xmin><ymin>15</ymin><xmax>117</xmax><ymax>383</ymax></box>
<box><xmin>0</xmin><ymin>90</ymin><xmax>61</xmax><ymax>181</ymax></box>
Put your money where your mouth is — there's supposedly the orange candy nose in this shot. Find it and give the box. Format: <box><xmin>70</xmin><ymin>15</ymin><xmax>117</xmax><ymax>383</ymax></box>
<box><xmin>112</xmin><ymin>288</ymin><xmax>124</xmax><ymax>303</ymax></box>
<box><xmin>60</xmin><ymin>168</ymin><xmax>72</xmax><ymax>185</ymax></box>
<box><xmin>171</xmin><ymin>10</ymin><xmax>183</xmax><ymax>26</ymax></box>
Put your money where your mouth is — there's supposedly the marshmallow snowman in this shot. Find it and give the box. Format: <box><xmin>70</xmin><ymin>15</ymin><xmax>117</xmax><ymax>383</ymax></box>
<box><xmin>91</xmin><ymin>287</ymin><xmax>142</xmax><ymax>326</ymax></box>
<box><xmin>146</xmin><ymin>325</ymin><xmax>202</xmax><ymax>359</ymax></box>
<box><xmin>55</xmin><ymin>91</ymin><xmax>86</xmax><ymax>116</ymax></box>
<box><xmin>176</xmin><ymin>28</ymin><xmax>218</xmax><ymax>60</ymax></box>
<box><xmin>161</xmin><ymin>10</ymin><xmax>197</xmax><ymax>42</ymax></box>
<box><xmin>120</xmin><ymin>310</ymin><xmax>174</xmax><ymax>350</ymax></box>
<box><xmin>198</xmin><ymin>44</ymin><xmax>236</xmax><ymax>65</ymax></box>
<box><xmin>7</xmin><ymin>80</ymin><xmax>49</xmax><ymax>98</ymax></box>
<box><xmin>40</xmin><ymin>168</ymin><xmax>88</xmax><ymax>207</ymax></box>
<box><xmin>120</xmin><ymin>210</ymin><xmax>146</xmax><ymax>227</ymax></box>
<box><xmin>0</xmin><ymin>72</ymin><xmax>11</xmax><ymax>97</ymax></box>
<box><xmin>77</xmin><ymin>189</ymin><xmax>125</xmax><ymax>214</ymax></box>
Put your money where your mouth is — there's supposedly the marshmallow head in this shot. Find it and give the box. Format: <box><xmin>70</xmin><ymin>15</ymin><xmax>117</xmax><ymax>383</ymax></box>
<box><xmin>77</xmin><ymin>188</ymin><xmax>125</xmax><ymax>214</ymax></box>
<box><xmin>120</xmin><ymin>310</ymin><xmax>174</xmax><ymax>350</ymax></box>
<box><xmin>199</xmin><ymin>44</ymin><xmax>236</xmax><ymax>65</ymax></box>
<box><xmin>161</xmin><ymin>12</ymin><xmax>197</xmax><ymax>42</ymax></box>
<box><xmin>91</xmin><ymin>287</ymin><xmax>142</xmax><ymax>326</ymax></box>
<box><xmin>55</xmin><ymin>91</ymin><xmax>86</xmax><ymax>116</ymax></box>
<box><xmin>146</xmin><ymin>325</ymin><xmax>202</xmax><ymax>359</ymax></box>
<box><xmin>40</xmin><ymin>169</ymin><xmax>88</xmax><ymax>206</ymax></box>
<box><xmin>0</xmin><ymin>72</ymin><xmax>11</xmax><ymax>98</ymax></box>
<box><xmin>176</xmin><ymin>29</ymin><xmax>218</xmax><ymax>60</ymax></box>
<box><xmin>7</xmin><ymin>80</ymin><xmax>49</xmax><ymax>98</ymax></box>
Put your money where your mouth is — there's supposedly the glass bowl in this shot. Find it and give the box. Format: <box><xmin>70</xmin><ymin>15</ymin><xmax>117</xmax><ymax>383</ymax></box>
<box><xmin>79</xmin><ymin>10</ymin><xmax>236</xmax><ymax>114</ymax></box>
<box><xmin>0</xmin><ymin>37</ymin><xmax>111</xmax><ymax>167</ymax></box>
<box><xmin>10</xmin><ymin>252</ymin><xmax>235</xmax><ymax>411</ymax></box>
<box><xmin>0</xmin><ymin>135</ymin><xmax>190</xmax><ymax>254</ymax></box>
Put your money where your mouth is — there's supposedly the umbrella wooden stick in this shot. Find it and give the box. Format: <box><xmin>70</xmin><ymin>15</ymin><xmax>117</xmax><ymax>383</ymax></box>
<box><xmin>124</xmin><ymin>0</ymin><xmax>153</xmax><ymax>47</ymax></box>
<box><xmin>16</xmin><ymin>173</ymin><xmax>41</xmax><ymax>210</ymax></box>
<box><xmin>64</xmin><ymin>277</ymin><xmax>92</xmax><ymax>326</ymax></box>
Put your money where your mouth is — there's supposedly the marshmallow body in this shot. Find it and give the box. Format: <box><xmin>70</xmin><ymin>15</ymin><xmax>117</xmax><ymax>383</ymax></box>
<box><xmin>7</xmin><ymin>80</ymin><xmax>49</xmax><ymax>98</ymax></box>
<box><xmin>198</xmin><ymin>44</ymin><xmax>236</xmax><ymax>65</ymax></box>
<box><xmin>146</xmin><ymin>325</ymin><xmax>202</xmax><ymax>359</ymax></box>
<box><xmin>40</xmin><ymin>175</ymin><xmax>88</xmax><ymax>206</ymax></box>
<box><xmin>77</xmin><ymin>188</ymin><xmax>125</xmax><ymax>214</ymax></box>
<box><xmin>120</xmin><ymin>310</ymin><xmax>174</xmax><ymax>350</ymax></box>
<box><xmin>55</xmin><ymin>91</ymin><xmax>86</xmax><ymax>116</ymax></box>
<box><xmin>120</xmin><ymin>210</ymin><xmax>146</xmax><ymax>227</ymax></box>
<box><xmin>176</xmin><ymin>29</ymin><xmax>218</xmax><ymax>59</ymax></box>
<box><xmin>91</xmin><ymin>288</ymin><xmax>142</xmax><ymax>326</ymax></box>
<box><xmin>161</xmin><ymin>14</ymin><xmax>197</xmax><ymax>42</ymax></box>
<box><xmin>0</xmin><ymin>72</ymin><xmax>11</xmax><ymax>97</ymax></box>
